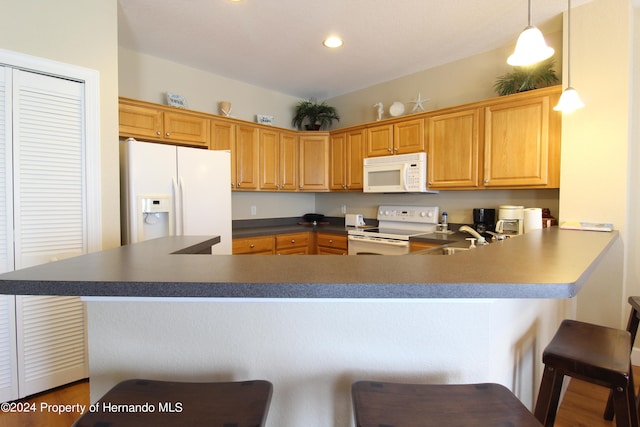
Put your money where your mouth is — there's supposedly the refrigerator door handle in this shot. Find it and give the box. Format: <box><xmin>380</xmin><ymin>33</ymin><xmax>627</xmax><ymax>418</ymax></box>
<box><xmin>172</xmin><ymin>176</ymin><xmax>183</xmax><ymax>236</ymax></box>
<box><xmin>178</xmin><ymin>177</ymin><xmax>186</xmax><ymax>235</ymax></box>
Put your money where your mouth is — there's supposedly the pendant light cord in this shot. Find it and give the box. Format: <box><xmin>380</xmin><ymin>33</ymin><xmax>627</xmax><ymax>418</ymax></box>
<box><xmin>566</xmin><ymin>0</ymin><xmax>572</xmax><ymax>87</ymax></box>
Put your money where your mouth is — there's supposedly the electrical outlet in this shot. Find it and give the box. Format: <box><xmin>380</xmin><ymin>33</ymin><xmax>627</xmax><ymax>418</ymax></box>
<box><xmin>341</xmin><ymin>205</ymin><xmax>347</xmax><ymax>214</ymax></box>
<box><xmin>250</xmin><ymin>205</ymin><xmax>257</xmax><ymax>216</ymax></box>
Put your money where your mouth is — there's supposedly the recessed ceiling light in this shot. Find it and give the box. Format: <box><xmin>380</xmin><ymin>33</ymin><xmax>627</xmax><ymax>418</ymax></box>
<box><xmin>323</xmin><ymin>36</ymin><xmax>343</xmax><ymax>49</ymax></box>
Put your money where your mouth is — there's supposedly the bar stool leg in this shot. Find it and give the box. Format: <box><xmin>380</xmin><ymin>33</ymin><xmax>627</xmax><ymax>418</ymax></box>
<box><xmin>606</xmin><ymin>304</ymin><xmax>640</xmax><ymax>420</ymax></box>
<box><xmin>534</xmin><ymin>365</ymin><xmax>565</xmax><ymax>427</ymax></box>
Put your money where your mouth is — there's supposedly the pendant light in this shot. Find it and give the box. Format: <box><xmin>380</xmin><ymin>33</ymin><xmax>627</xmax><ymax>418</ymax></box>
<box><xmin>554</xmin><ymin>0</ymin><xmax>584</xmax><ymax>113</ymax></box>
<box><xmin>507</xmin><ymin>0</ymin><xmax>554</xmax><ymax>66</ymax></box>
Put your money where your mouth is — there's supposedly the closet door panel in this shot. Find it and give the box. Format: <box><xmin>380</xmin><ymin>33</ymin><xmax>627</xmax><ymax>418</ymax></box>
<box><xmin>12</xmin><ymin>70</ymin><xmax>88</xmax><ymax>399</ymax></box>
<box><xmin>12</xmin><ymin>70</ymin><xmax>86</xmax><ymax>269</ymax></box>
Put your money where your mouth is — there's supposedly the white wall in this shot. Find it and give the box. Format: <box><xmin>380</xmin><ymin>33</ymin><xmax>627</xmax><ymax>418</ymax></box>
<box><xmin>0</xmin><ymin>0</ymin><xmax>120</xmax><ymax>249</ymax></box>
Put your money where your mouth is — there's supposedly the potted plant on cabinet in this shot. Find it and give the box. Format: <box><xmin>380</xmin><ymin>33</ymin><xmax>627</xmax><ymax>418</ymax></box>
<box><xmin>494</xmin><ymin>57</ymin><xmax>559</xmax><ymax>96</ymax></box>
<box><xmin>292</xmin><ymin>99</ymin><xmax>340</xmax><ymax>130</ymax></box>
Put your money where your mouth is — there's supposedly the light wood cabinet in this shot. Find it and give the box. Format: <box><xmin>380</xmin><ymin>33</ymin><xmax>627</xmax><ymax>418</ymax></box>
<box><xmin>427</xmin><ymin>108</ymin><xmax>481</xmax><ymax>189</ymax></box>
<box><xmin>330</xmin><ymin>128</ymin><xmax>365</xmax><ymax>191</ymax></box>
<box><xmin>275</xmin><ymin>232</ymin><xmax>311</xmax><ymax>255</ymax></box>
<box><xmin>316</xmin><ymin>232</ymin><xmax>348</xmax><ymax>255</ymax></box>
<box><xmin>119</xmin><ymin>98</ymin><xmax>210</xmax><ymax>148</ymax></box>
<box><xmin>426</xmin><ymin>86</ymin><xmax>561</xmax><ymax>190</ymax></box>
<box><xmin>299</xmin><ymin>133</ymin><xmax>330</xmax><ymax>191</ymax></box>
<box><xmin>410</xmin><ymin>241</ymin><xmax>441</xmax><ymax>252</ymax></box>
<box><xmin>234</xmin><ymin>124</ymin><xmax>260</xmax><ymax>190</ymax></box>
<box><xmin>210</xmin><ymin>118</ymin><xmax>236</xmax><ymax>189</ymax></box>
<box><xmin>483</xmin><ymin>90</ymin><xmax>560</xmax><ymax>188</ymax></box>
<box><xmin>365</xmin><ymin>118</ymin><xmax>425</xmax><ymax>157</ymax></box>
<box><xmin>259</xmin><ymin>129</ymin><xmax>298</xmax><ymax>191</ymax></box>
<box><xmin>232</xmin><ymin>235</ymin><xmax>275</xmax><ymax>254</ymax></box>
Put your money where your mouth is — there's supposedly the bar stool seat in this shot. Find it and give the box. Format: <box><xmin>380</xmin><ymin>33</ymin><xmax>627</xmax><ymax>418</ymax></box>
<box><xmin>352</xmin><ymin>381</ymin><xmax>542</xmax><ymax>426</ymax></box>
<box><xmin>72</xmin><ymin>379</ymin><xmax>273</xmax><ymax>427</ymax></box>
<box><xmin>534</xmin><ymin>319</ymin><xmax>637</xmax><ymax>427</ymax></box>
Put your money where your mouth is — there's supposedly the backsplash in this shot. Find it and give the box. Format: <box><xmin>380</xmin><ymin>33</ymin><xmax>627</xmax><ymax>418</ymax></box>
<box><xmin>232</xmin><ymin>189</ymin><xmax>560</xmax><ymax>225</ymax></box>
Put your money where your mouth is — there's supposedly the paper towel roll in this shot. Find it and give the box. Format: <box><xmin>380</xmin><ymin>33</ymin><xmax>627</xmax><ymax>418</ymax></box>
<box><xmin>524</xmin><ymin>208</ymin><xmax>543</xmax><ymax>233</ymax></box>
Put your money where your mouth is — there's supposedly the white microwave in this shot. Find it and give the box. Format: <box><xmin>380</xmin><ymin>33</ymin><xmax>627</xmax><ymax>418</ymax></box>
<box><xmin>363</xmin><ymin>152</ymin><xmax>434</xmax><ymax>193</ymax></box>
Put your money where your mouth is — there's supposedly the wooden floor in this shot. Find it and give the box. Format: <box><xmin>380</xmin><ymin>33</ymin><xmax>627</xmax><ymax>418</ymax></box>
<box><xmin>0</xmin><ymin>369</ymin><xmax>638</xmax><ymax>427</ymax></box>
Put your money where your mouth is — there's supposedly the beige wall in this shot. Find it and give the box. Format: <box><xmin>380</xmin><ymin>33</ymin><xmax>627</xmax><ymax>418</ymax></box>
<box><xmin>327</xmin><ymin>31</ymin><xmax>562</xmax><ymax>127</ymax></box>
<box><xmin>0</xmin><ymin>0</ymin><xmax>121</xmax><ymax>249</ymax></box>
<box><xmin>119</xmin><ymin>48</ymin><xmax>300</xmax><ymax>129</ymax></box>
<box><xmin>558</xmin><ymin>0</ymin><xmax>634</xmax><ymax>328</ymax></box>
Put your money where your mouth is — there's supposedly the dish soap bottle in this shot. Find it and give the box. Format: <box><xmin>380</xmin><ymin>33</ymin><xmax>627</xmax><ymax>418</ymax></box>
<box><xmin>441</xmin><ymin>212</ymin><xmax>448</xmax><ymax>231</ymax></box>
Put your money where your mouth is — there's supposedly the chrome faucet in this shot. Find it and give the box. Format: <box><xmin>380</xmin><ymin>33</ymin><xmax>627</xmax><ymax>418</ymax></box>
<box><xmin>458</xmin><ymin>225</ymin><xmax>488</xmax><ymax>245</ymax></box>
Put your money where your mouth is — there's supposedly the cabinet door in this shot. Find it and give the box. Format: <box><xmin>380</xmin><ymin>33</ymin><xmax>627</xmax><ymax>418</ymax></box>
<box><xmin>346</xmin><ymin>129</ymin><xmax>366</xmax><ymax>190</ymax></box>
<box><xmin>394</xmin><ymin>118</ymin><xmax>425</xmax><ymax>154</ymax></box>
<box><xmin>279</xmin><ymin>132</ymin><xmax>298</xmax><ymax>191</ymax></box>
<box><xmin>484</xmin><ymin>96</ymin><xmax>550</xmax><ymax>187</ymax></box>
<box><xmin>329</xmin><ymin>132</ymin><xmax>347</xmax><ymax>190</ymax></box>
<box><xmin>210</xmin><ymin>119</ymin><xmax>236</xmax><ymax>189</ymax></box>
<box><xmin>427</xmin><ymin>108</ymin><xmax>481</xmax><ymax>189</ymax></box>
<box><xmin>366</xmin><ymin>124</ymin><xmax>393</xmax><ymax>157</ymax></box>
<box><xmin>118</xmin><ymin>102</ymin><xmax>163</xmax><ymax>140</ymax></box>
<box><xmin>163</xmin><ymin>111</ymin><xmax>210</xmax><ymax>147</ymax></box>
<box><xmin>235</xmin><ymin>125</ymin><xmax>259</xmax><ymax>190</ymax></box>
<box><xmin>299</xmin><ymin>134</ymin><xmax>329</xmax><ymax>191</ymax></box>
<box><xmin>259</xmin><ymin>128</ymin><xmax>280</xmax><ymax>190</ymax></box>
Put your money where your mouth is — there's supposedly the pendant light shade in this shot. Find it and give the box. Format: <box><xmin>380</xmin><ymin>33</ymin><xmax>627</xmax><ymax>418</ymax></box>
<box><xmin>554</xmin><ymin>0</ymin><xmax>584</xmax><ymax>113</ymax></box>
<box><xmin>554</xmin><ymin>87</ymin><xmax>584</xmax><ymax>113</ymax></box>
<box><xmin>507</xmin><ymin>0</ymin><xmax>554</xmax><ymax>66</ymax></box>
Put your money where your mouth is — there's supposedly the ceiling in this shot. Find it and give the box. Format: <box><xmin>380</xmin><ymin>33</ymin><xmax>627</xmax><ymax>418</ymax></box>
<box><xmin>117</xmin><ymin>0</ymin><xmax>592</xmax><ymax>100</ymax></box>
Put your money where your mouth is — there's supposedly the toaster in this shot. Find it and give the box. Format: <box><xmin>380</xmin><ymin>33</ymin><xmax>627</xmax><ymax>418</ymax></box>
<box><xmin>345</xmin><ymin>214</ymin><xmax>366</xmax><ymax>227</ymax></box>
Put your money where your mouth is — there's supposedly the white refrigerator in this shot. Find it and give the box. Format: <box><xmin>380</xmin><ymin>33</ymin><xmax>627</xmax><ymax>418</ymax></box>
<box><xmin>120</xmin><ymin>138</ymin><xmax>232</xmax><ymax>254</ymax></box>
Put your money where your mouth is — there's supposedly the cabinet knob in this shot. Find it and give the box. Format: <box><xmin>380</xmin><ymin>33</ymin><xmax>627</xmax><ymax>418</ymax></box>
<box><xmin>250</xmin><ymin>244</ymin><xmax>255</xmax><ymax>248</ymax></box>
<box><xmin>290</xmin><ymin>239</ymin><xmax>295</xmax><ymax>243</ymax></box>
<box><xmin>484</xmin><ymin>179</ymin><xmax>489</xmax><ymax>184</ymax></box>
<box><xmin>329</xmin><ymin>240</ymin><xmax>333</xmax><ymax>244</ymax></box>
<box><xmin>165</xmin><ymin>132</ymin><xmax>171</xmax><ymax>137</ymax></box>
<box><xmin>387</xmin><ymin>148</ymin><xmax>392</xmax><ymax>153</ymax></box>
<box><xmin>393</xmin><ymin>147</ymin><xmax>398</xmax><ymax>152</ymax></box>
<box><xmin>156</xmin><ymin>131</ymin><xmax>161</xmax><ymax>136</ymax></box>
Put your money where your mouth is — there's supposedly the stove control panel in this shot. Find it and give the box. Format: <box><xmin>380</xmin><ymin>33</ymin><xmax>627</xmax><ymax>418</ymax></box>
<box><xmin>377</xmin><ymin>205</ymin><xmax>440</xmax><ymax>224</ymax></box>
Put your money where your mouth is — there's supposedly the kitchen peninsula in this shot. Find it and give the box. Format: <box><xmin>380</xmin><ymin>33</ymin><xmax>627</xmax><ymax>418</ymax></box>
<box><xmin>0</xmin><ymin>228</ymin><xmax>618</xmax><ymax>427</ymax></box>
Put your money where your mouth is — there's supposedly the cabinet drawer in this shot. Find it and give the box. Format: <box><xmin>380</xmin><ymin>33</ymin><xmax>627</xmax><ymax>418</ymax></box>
<box><xmin>232</xmin><ymin>236</ymin><xmax>274</xmax><ymax>254</ymax></box>
<box><xmin>316</xmin><ymin>233</ymin><xmax>347</xmax><ymax>250</ymax></box>
<box><xmin>276</xmin><ymin>232</ymin><xmax>310</xmax><ymax>250</ymax></box>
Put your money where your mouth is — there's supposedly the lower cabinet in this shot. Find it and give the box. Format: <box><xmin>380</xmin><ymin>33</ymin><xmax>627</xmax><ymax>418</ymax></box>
<box><xmin>275</xmin><ymin>232</ymin><xmax>311</xmax><ymax>255</ymax></box>
<box><xmin>316</xmin><ymin>232</ymin><xmax>348</xmax><ymax>255</ymax></box>
<box><xmin>233</xmin><ymin>231</ymin><xmax>347</xmax><ymax>255</ymax></box>
<box><xmin>410</xmin><ymin>241</ymin><xmax>441</xmax><ymax>252</ymax></box>
<box><xmin>232</xmin><ymin>235</ymin><xmax>275</xmax><ymax>254</ymax></box>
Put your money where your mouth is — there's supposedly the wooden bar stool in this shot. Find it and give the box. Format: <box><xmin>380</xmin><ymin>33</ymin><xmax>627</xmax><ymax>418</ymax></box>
<box><xmin>605</xmin><ymin>296</ymin><xmax>640</xmax><ymax>420</ymax></box>
<box><xmin>534</xmin><ymin>319</ymin><xmax>637</xmax><ymax>427</ymax></box>
<box><xmin>352</xmin><ymin>381</ymin><xmax>543</xmax><ymax>426</ymax></box>
<box><xmin>72</xmin><ymin>379</ymin><xmax>273</xmax><ymax>427</ymax></box>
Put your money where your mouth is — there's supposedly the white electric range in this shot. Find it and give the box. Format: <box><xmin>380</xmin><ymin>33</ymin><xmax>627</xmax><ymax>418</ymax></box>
<box><xmin>347</xmin><ymin>205</ymin><xmax>440</xmax><ymax>255</ymax></box>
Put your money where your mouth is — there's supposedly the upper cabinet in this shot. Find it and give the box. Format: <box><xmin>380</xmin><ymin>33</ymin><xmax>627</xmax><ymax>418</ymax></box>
<box><xmin>299</xmin><ymin>133</ymin><xmax>330</xmax><ymax>191</ymax></box>
<box><xmin>427</xmin><ymin>108</ymin><xmax>481</xmax><ymax>189</ymax></box>
<box><xmin>119</xmin><ymin>98</ymin><xmax>210</xmax><ymax>148</ymax></box>
<box><xmin>259</xmin><ymin>129</ymin><xmax>298</xmax><ymax>191</ymax></box>
<box><xmin>330</xmin><ymin>128</ymin><xmax>365</xmax><ymax>191</ymax></box>
<box><xmin>365</xmin><ymin>118</ymin><xmax>425</xmax><ymax>157</ymax></box>
<box><xmin>483</xmin><ymin>90</ymin><xmax>559</xmax><ymax>188</ymax></box>
<box><xmin>426</xmin><ymin>86</ymin><xmax>561</xmax><ymax>190</ymax></box>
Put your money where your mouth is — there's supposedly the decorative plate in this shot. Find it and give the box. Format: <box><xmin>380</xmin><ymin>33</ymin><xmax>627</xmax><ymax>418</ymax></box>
<box><xmin>389</xmin><ymin>101</ymin><xmax>405</xmax><ymax>117</ymax></box>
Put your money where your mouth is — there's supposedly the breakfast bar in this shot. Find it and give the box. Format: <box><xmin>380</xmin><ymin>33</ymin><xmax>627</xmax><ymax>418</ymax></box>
<box><xmin>0</xmin><ymin>228</ymin><xmax>619</xmax><ymax>427</ymax></box>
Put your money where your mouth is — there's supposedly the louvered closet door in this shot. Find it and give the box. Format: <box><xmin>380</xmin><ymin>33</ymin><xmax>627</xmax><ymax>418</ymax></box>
<box><xmin>0</xmin><ymin>66</ymin><xmax>18</xmax><ymax>403</ymax></box>
<box><xmin>12</xmin><ymin>69</ymin><xmax>88</xmax><ymax>398</ymax></box>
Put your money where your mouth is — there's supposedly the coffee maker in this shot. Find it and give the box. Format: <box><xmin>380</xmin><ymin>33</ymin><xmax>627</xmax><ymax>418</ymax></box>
<box><xmin>495</xmin><ymin>205</ymin><xmax>524</xmax><ymax>235</ymax></box>
<box><xmin>473</xmin><ymin>208</ymin><xmax>496</xmax><ymax>236</ymax></box>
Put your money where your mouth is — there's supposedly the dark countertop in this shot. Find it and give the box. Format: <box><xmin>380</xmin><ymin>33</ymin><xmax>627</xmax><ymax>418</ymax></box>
<box><xmin>0</xmin><ymin>228</ymin><xmax>618</xmax><ymax>299</ymax></box>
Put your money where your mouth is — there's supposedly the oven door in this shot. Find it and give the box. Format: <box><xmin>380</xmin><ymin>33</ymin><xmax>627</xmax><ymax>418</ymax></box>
<box><xmin>347</xmin><ymin>235</ymin><xmax>410</xmax><ymax>255</ymax></box>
